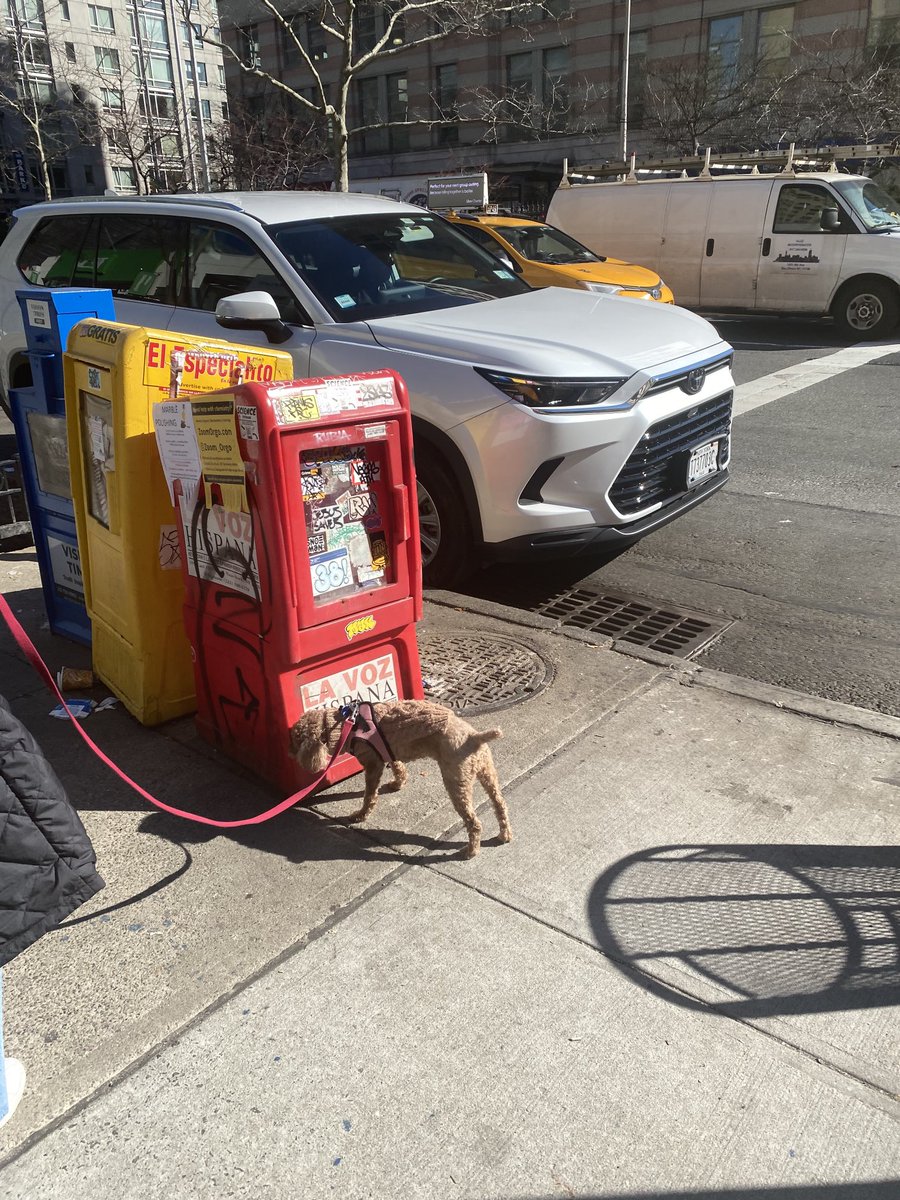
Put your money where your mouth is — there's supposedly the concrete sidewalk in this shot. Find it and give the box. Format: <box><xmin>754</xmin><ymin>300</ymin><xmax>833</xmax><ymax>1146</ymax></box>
<box><xmin>0</xmin><ymin>544</ymin><xmax>898</xmax><ymax>1199</ymax></box>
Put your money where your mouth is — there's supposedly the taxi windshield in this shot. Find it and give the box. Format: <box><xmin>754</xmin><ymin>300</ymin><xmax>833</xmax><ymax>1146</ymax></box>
<box><xmin>832</xmin><ymin>178</ymin><xmax>900</xmax><ymax>231</ymax></box>
<box><xmin>498</xmin><ymin>223</ymin><xmax>603</xmax><ymax>265</ymax></box>
<box><xmin>270</xmin><ymin>212</ymin><xmax>529</xmax><ymax>321</ymax></box>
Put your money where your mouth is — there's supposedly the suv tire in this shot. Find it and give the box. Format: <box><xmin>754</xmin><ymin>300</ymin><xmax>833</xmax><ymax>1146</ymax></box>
<box><xmin>415</xmin><ymin>447</ymin><xmax>474</xmax><ymax>590</ymax></box>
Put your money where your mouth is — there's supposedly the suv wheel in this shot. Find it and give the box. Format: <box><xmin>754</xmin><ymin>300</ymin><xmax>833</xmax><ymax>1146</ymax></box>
<box><xmin>415</xmin><ymin>448</ymin><xmax>474</xmax><ymax>589</ymax></box>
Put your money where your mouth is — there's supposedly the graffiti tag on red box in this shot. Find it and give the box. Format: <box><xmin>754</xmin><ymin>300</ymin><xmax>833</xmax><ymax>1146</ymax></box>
<box><xmin>299</xmin><ymin>653</ymin><xmax>398</xmax><ymax>711</ymax></box>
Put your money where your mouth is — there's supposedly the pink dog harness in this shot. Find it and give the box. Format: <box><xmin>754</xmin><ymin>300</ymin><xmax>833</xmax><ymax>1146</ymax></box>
<box><xmin>340</xmin><ymin>701</ymin><xmax>395</xmax><ymax>765</ymax></box>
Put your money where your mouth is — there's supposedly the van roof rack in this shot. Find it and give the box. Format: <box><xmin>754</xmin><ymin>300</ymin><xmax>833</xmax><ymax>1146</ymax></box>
<box><xmin>559</xmin><ymin>142</ymin><xmax>900</xmax><ymax>185</ymax></box>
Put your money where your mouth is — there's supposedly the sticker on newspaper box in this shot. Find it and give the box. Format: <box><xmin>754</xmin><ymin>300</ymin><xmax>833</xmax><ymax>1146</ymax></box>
<box><xmin>299</xmin><ymin>653</ymin><xmax>398</xmax><ymax>711</ymax></box>
<box><xmin>181</xmin><ymin>504</ymin><xmax>260</xmax><ymax>599</ymax></box>
<box><xmin>309</xmin><ymin>546</ymin><xmax>352</xmax><ymax>597</ymax></box>
<box><xmin>237</xmin><ymin>405</ymin><xmax>259</xmax><ymax>441</ymax></box>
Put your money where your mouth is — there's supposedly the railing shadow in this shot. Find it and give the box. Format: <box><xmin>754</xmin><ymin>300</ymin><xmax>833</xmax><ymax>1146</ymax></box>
<box><xmin>587</xmin><ymin>844</ymin><xmax>900</xmax><ymax>1018</ymax></box>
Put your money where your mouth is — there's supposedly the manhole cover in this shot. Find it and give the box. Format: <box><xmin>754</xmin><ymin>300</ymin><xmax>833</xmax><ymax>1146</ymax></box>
<box><xmin>419</xmin><ymin>632</ymin><xmax>554</xmax><ymax>715</ymax></box>
<box><xmin>532</xmin><ymin>587</ymin><xmax>732</xmax><ymax>659</ymax></box>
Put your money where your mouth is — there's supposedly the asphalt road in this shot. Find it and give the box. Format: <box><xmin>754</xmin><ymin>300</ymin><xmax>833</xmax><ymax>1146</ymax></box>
<box><xmin>468</xmin><ymin>314</ymin><xmax>900</xmax><ymax>717</ymax></box>
<box><xmin>2</xmin><ymin>314</ymin><xmax>897</xmax><ymax>717</ymax></box>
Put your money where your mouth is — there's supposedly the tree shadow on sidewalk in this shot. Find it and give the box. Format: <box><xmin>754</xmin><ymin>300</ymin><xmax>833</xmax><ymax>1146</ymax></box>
<box><xmin>587</xmin><ymin>843</ymin><xmax>900</xmax><ymax>1017</ymax></box>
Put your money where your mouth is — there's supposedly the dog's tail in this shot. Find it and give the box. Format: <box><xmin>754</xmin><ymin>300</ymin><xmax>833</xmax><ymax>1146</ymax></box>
<box><xmin>466</xmin><ymin>729</ymin><xmax>502</xmax><ymax>751</ymax></box>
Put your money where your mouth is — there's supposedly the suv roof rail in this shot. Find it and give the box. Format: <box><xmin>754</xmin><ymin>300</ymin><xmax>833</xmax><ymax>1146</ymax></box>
<box><xmin>24</xmin><ymin>193</ymin><xmax>248</xmax><ymax>212</ymax></box>
<box><xmin>558</xmin><ymin>141</ymin><xmax>900</xmax><ymax>185</ymax></box>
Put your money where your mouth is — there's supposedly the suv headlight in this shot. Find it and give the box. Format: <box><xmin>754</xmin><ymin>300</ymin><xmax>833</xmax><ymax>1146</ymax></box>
<box><xmin>476</xmin><ymin>368</ymin><xmax>629</xmax><ymax>410</ymax></box>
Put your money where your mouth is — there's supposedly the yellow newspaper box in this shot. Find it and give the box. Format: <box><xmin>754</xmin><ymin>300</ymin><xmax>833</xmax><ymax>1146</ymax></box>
<box><xmin>63</xmin><ymin>322</ymin><xmax>294</xmax><ymax>725</ymax></box>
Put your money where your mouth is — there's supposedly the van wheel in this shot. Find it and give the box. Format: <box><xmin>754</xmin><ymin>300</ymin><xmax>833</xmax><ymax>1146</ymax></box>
<box><xmin>415</xmin><ymin>449</ymin><xmax>474</xmax><ymax>590</ymax></box>
<box><xmin>833</xmin><ymin>279</ymin><xmax>899</xmax><ymax>340</ymax></box>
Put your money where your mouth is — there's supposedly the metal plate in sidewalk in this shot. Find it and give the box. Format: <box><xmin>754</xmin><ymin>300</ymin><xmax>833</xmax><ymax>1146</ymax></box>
<box><xmin>532</xmin><ymin>587</ymin><xmax>732</xmax><ymax>659</ymax></box>
<box><xmin>419</xmin><ymin>631</ymin><xmax>554</xmax><ymax>715</ymax></box>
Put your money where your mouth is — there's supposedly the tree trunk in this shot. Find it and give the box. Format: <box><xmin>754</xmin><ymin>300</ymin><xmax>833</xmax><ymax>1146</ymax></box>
<box><xmin>334</xmin><ymin>117</ymin><xmax>350</xmax><ymax>191</ymax></box>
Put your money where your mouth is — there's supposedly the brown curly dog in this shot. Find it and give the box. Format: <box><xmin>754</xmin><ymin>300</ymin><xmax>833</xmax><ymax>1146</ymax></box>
<box><xmin>289</xmin><ymin>699</ymin><xmax>512</xmax><ymax>858</ymax></box>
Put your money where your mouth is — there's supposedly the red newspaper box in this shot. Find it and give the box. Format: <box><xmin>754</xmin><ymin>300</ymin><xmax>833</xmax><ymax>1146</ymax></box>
<box><xmin>167</xmin><ymin>369</ymin><xmax>423</xmax><ymax>793</ymax></box>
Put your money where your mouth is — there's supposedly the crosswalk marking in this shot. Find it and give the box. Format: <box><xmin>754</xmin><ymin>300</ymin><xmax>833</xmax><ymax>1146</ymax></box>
<box><xmin>733</xmin><ymin>340</ymin><xmax>900</xmax><ymax>416</ymax></box>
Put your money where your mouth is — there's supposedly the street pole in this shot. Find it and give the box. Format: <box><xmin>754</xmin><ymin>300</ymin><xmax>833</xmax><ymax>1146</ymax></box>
<box><xmin>619</xmin><ymin>0</ymin><xmax>631</xmax><ymax>160</ymax></box>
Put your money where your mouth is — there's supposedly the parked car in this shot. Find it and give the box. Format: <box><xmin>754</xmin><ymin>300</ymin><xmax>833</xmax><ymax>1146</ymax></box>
<box><xmin>0</xmin><ymin>191</ymin><xmax>734</xmax><ymax>586</ymax></box>
<box><xmin>547</xmin><ymin>170</ymin><xmax>900</xmax><ymax>338</ymax></box>
<box><xmin>445</xmin><ymin>212</ymin><xmax>674</xmax><ymax>303</ymax></box>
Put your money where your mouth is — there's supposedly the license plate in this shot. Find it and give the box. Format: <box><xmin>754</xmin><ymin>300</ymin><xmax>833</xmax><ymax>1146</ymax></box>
<box><xmin>687</xmin><ymin>440</ymin><xmax>720</xmax><ymax>487</ymax></box>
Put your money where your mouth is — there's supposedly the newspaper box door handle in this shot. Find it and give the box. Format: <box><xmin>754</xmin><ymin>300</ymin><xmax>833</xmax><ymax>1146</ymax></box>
<box><xmin>393</xmin><ymin>483</ymin><xmax>409</xmax><ymax>543</ymax></box>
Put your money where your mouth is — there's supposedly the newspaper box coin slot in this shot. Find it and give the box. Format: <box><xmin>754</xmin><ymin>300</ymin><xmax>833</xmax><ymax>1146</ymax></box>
<box><xmin>169</xmin><ymin>370</ymin><xmax>423</xmax><ymax>793</ymax></box>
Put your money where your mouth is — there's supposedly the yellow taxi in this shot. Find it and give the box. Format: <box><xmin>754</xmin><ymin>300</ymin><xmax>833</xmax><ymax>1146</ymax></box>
<box><xmin>445</xmin><ymin>212</ymin><xmax>674</xmax><ymax>303</ymax></box>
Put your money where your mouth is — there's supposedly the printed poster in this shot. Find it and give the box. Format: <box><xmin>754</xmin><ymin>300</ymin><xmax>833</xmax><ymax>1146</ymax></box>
<box><xmin>191</xmin><ymin>398</ymin><xmax>247</xmax><ymax>512</ymax></box>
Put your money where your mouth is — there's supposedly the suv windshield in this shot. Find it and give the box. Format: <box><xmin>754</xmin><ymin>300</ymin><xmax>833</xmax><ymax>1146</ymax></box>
<box><xmin>499</xmin><ymin>224</ymin><xmax>602</xmax><ymax>265</ymax></box>
<box><xmin>833</xmin><ymin>178</ymin><xmax>900</xmax><ymax>231</ymax></box>
<box><xmin>271</xmin><ymin>213</ymin><xmax>529</xmax><ymax>321</ymax></box>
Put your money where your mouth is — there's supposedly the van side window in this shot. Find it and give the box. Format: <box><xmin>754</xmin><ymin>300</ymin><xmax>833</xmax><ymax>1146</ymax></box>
<box><xmin>95</xmin><ymin>214</ymin><xmax>185</xmax><ymax>302</ymax></box>
<box><xmin>773</xmin><ymin>185</ymin><xmax>845</xmax><ymax>234</ymax></box>
<box><xmin>17</xmin><ymin>216</ymin><xmax>95</xmax><ymax>286</ymax></box>
<box><xmin>186</xmin><ymin>221</ymin><xmax>302</xmax><ymax>322</ymax></box>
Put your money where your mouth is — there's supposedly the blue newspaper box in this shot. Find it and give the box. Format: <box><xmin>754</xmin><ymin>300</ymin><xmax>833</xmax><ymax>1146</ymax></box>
<box><xmin>10</xmin><ymin>287</ymin><xmax>115</xmax><ymax>645</ymax></box>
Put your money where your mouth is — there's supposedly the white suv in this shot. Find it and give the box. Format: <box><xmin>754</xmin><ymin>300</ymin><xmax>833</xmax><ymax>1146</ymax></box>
<box><xmin>0</xmin><ymin>191</ymin><xmax>735</xmax><ymax>586</ymax></box>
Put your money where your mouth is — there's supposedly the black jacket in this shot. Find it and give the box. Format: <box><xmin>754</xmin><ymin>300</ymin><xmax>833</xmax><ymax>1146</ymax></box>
<box><xmin>0</xmin><ymin>694</ymin><xmax>104</xmax><ymax>966</ymax></box>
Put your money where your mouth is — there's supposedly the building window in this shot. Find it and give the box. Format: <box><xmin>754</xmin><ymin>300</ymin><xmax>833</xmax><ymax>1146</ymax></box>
<box><xmin>134</xmin><ymin>12</ymin><xmax>168</xmax><ymax>48</ymax></box>
<box><xmin>84</xmin><ymin>165</ymin><xmax>95</xmax><ymax>185</ymax></box>
<box><xmin>384</xmin><ymin>0</ymin><xmax>405</xmax><ymax>45</ymax></box>
<box><xmin>867</xmin><ymin>0</ymin><xmax>900</xmax><ymax>54</ymax></box>
<box><xmin>88</xmin><ymin>4</ymin><xmax>115</xmax><ymax>32</ymax></box>
<box><xmin>65</xmin><ymin>41</ymin><xmax>76</xmax><ymax>62</ymax></box>
<box><xmin>387</xmin><ymin>71</ymin><xmax>408</xmax><ymax>151</ymax></box>
<box><xmin>185</xmin><ymin>60</ymin><xmax>207</xmax><ymax>83</ymax></box>
<box><xmin>139</xmin><ymin>90</ymin><xmax>174</xmax><ymax>118</ymax></box>
<box><xmin>627</xmin><ymin>29</ymin><xmax>648</xmax><ymax>125</ymax></box>
<box><xmin>306</xmin><ymin>15</ymin><xmax>326</xmax><ymax>60</ymax></box>
<box><xmin>190</xmin><ymin>98</ymin><xmax>212</xmax><ymax>120</ymax></box>
<box><xmin>542</xmin><ymin>46</ymin><xmax>568</xmax><ymax>129</ymax></box>
<box><xmin>112</xmin><ymin>165</ymin><xmax>137</xmax><ymax>191</ymax></box>
<box><xmin>60</xmin><ymin>0</ymin><xmax>69</xmax><ymax>18</ymax></box>
<box><xmin>505</xmin><ymin>51</ymin><xmax>532</xmax><ymax>140</ymax></box>
<box><xmin>217</xmin><ymin>63</ymin><xmax>225</xmax><ymax>86</ymax></box>
<box><xmin>434</xmin><ymin>62</ymin><xmax>458</xmax><ymax>147</ymax></box>
<box><xmin>10</xmin><ymin>0</ymin><xmax>45</xmax><ymax>32</ymax></box>
<box><xmin>101</xmin><ymin>87</ymin><xmax>123</xmax><ymax>109</ymax></box>
<box><xmin>95</xmin><ymin>46</ymin><xmax>120</xmax><ymax>73</ymax></box>
<box><xmin>221</xmin><ymin>100</ymin><xmax>228</xmax><ymax>119</ymax></box>
<box><xmin>355</xmin><ymin>2</ymin><xmax>376</xmax><ymax>54</ymax></box>
<box><xmin>757</xmin><ymin>5</ymin><xmax>793</xmax><ymax>70</ymax></box>
<box><xmin>708</xmin><ymin>14</ymin><xmax>743</xmax><ymax>87</ymax></box>
<box><xmin>354</xmin><ymin>76</ymin><xmax>386</xmax><ymax>154</ymax></box>
<box><xmin>146</xmin><ymin>54</ymin><xmax>173</xmax><ymax>83</ymax></box>
<box><xmin>23</xmin><ymin>37</ymin><xmax>52</xmax><ymax>70</ymax></box>
<box><xmin>238</xmin><ymin>24</ymin><xmax>260</xmax><ymax>67</ymax></box>
<box><xmin>281</xmin><ymin>14</ymin><xmax>302</xmax><ymax>66</ymax></box>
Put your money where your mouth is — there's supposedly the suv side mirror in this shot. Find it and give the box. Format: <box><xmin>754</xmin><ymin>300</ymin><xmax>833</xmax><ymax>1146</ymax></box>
<box><xmin>820</xmin><ymin>208</ymin><xmax>841</xmax><ymax>232</ymax></box>
<box><xmin>215</xmin><ymin>291</ymin><xmax>292</xmax><ymax>344</ymax></box>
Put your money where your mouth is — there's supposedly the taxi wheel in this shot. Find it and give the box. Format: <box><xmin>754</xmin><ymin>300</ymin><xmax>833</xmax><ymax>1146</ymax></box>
<box><xmin>415</xmin><ymin>449</ymin><xmax>473</xmax><ymax>590</ymax></box>
<box><xmin>833</xmin><ymin>278</ymin><xmax>899</xmax><ymax>340</ymax></box>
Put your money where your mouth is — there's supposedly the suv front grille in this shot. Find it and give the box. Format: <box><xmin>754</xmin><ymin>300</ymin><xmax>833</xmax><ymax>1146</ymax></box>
<box><xmin>609</xmin><ymin>392</ymin><xmax>733</xmax><ymax>516</ymax></box>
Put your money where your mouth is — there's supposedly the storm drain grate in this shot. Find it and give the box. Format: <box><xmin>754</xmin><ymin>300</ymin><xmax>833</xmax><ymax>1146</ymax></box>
<box><xmin>532</xmin><ymin>587</ymin><xmax>732</xmax><ymax>659</ymax></box>
<box><xmin>419</xmin><ymin>632</ymin><xmax>554</xmax><ymax>716</ymax></box>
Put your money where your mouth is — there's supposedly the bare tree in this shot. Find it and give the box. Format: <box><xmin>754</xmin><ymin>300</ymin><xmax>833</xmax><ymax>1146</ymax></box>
<box><xmin>0</xmin><ymin>4</ymin><xmax>73</xmax><ymax>199</ymax></box>
<box><xmin>195</xmin><ymin>0</ymin><xmax>565</xmax><ymax>190</ymax></box>
<box><xmin>641</xmin><ymin>51</ymin><xmax>809</xmax><ymax>155</ymax></box>
<box><xmin>206</xmin><ymin>93</ymin><xmax>330</xmax><ymax>188</ymax></box>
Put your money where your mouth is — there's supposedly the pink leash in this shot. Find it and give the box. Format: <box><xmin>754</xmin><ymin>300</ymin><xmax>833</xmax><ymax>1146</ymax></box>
<box><xmin>0</xmin><ymin>591</ymin><xmax>354</xmax><ymax>828</ymax></box>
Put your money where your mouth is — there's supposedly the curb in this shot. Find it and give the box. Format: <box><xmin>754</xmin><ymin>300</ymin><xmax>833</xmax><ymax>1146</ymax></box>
<box><xmin>425</xmin><ymin>591</ymin><xmax>900</xmax><ymax>742</ymax></box>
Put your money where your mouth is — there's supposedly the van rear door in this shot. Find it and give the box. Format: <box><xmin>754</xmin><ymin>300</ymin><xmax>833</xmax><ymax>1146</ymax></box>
<box><xmin>700</xmin><ymin>179</ymin><xmax>774</xmax><ymax>309</ymax></box>
<box><xmin>755</xmin><ymin>181</ymin><xmax>849</xmax><ymax>313</ymax></box>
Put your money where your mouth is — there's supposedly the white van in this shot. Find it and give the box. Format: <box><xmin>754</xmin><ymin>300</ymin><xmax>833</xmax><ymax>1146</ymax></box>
<box><xmin>547</xmin><ymin>171</ymin><xmax>900</xmax><ymax>338</ymax></box>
